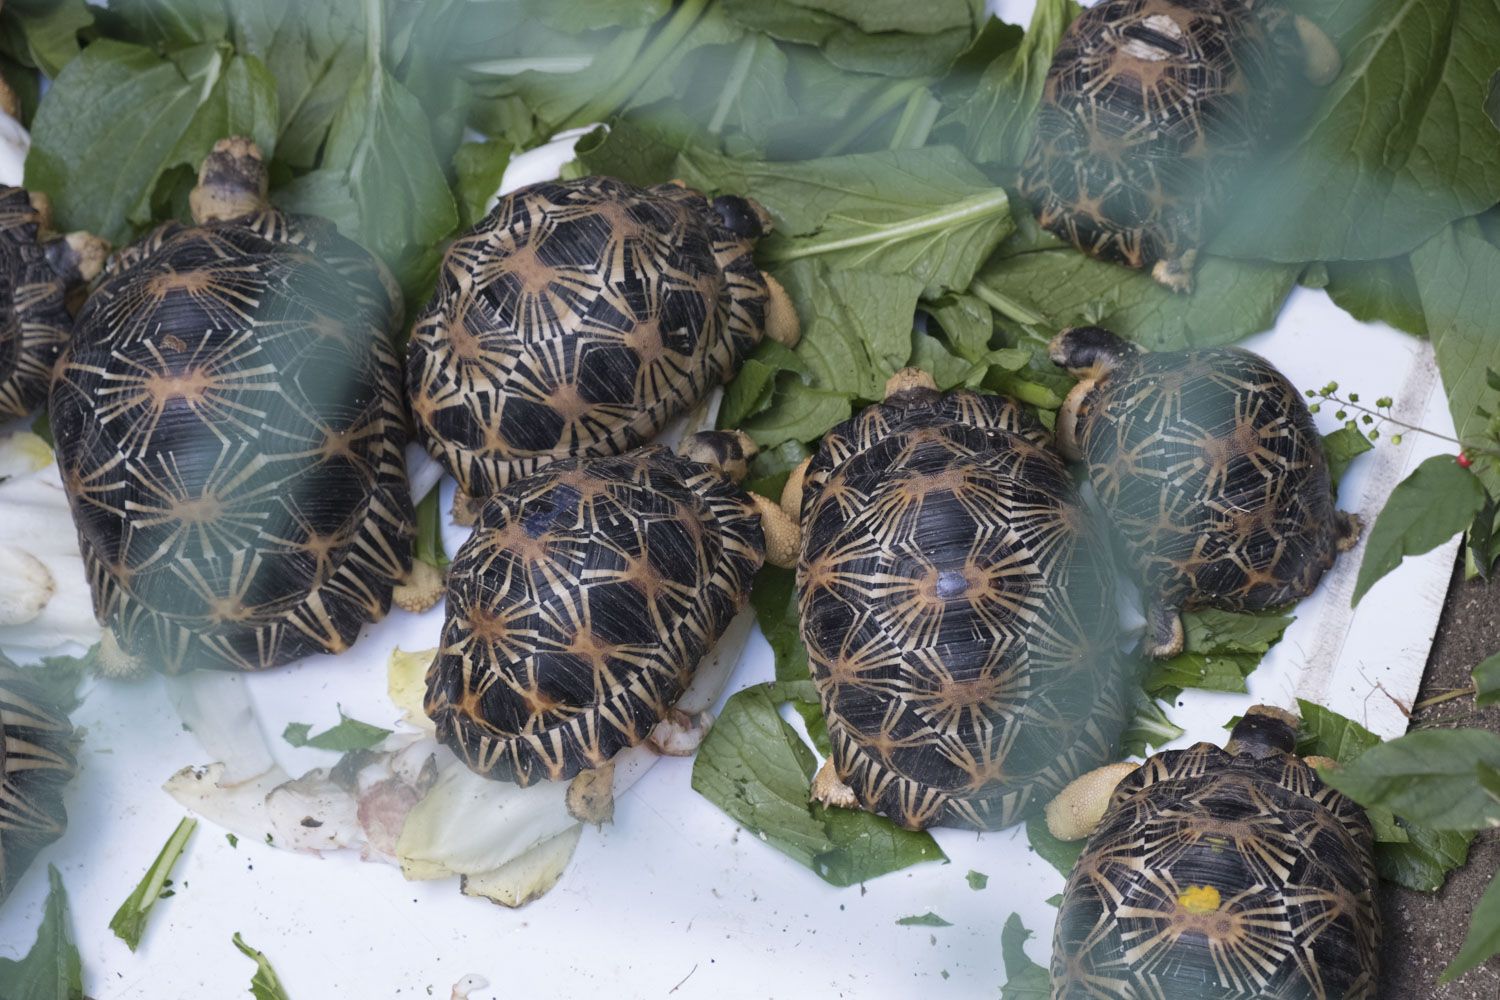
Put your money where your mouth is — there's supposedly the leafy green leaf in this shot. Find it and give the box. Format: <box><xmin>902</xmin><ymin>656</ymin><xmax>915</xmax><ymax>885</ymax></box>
<box><xmin>1441</xmin><ymin>866</ymin><xmax>1500</xmax><ymax>983</ymax></box>
<box><xmin>776</xmin><ymin>260</ymin><xmax>920</xmax><ymax>401</ymax></box>
<box><xmin>109</xmin><ymin>817</ymin><xmax>198</xmax><ymax>952</ymax></box>
<box><xmin>720</xmin><ymin>339</ymin><xmax>811</xmax><ymax>428</ymax></box>
<box><xmin>1413</xmin><ymin>219</ymin><xmax>1500</xmax><ymax>498</ymax></box>
<box><xmin>1145</xmin><ymin>610</ymin><xmax>1294</xmax><ymax>696</ymax></box>
<box><xmin>966</xmin><ymin>870</ymin><xmax>988</xmax><ymax>890</ymax></box>
<box><xmin>741</xmin><ymin>381</ymin><xmax>851</xmax><ymax>449</ymax></box>
<box><xmin>1324</xmin><ymin>258</ymin><xmax>1428</xmax><ymax>337</ymax></box>
<box><xmin>716</xmin><ymin>0</ymin><xmax>981</xmax><ymax>77</ymax></box>
<box><xmin>1120</xmin><ymin>690</ymin><xmax>1184</xmax><ymax>758</ymax></box>
<box><xmin>97</xmin><ymin>0</ymin><xmax>229</xmax><ymax>51</ymax></box>
<box><xmin>519</xmin><ymin>0</ymin><xmax>671</xmax><ymax>33</ymax></box>
<box><xmin>26</xmin><ymin>40</ymin><xmax>276</xmax><ymax>243</ymax></box>
<box><xmin>743</xmin><ymin>440</ymin><xmax>810</xmax><ymax>500</ymax></box>
<box><xmin>1352</xmin><ymin>456</ymin><xmax>1487</xmax><ymax>606</ymax></box>
<box><xmin>1000</xmin><ymin>913</ymin><xmax>1051</xmax><ymax>999</ymax></box>
<box><xmin>413</xmin><ymin>486</ymin><xmax>448</xmax><ymax>571</ymax></box>
<box><xmin>282</xmin><ymin>707</ymin><xmax>390</xmax><ymax>752</ymax></box>
<box><xmin>232</xmin><ymin>0</ymin><xmax>366</xmax><ymax>170</ymax></box>
<box><xmin>938</xmin><ymin>0</ymin><xmax>1077</xmax><ymax>167</ymax></box>
<box><xmin>971</xmin><ymin>248</ymin><xmax>1300</xmax><ymax>350</ymax></box>
<box><xmin>1488</xmin><ymin>69</ymin><xmax>1500</xmax><ymax>133</ymax></box>
<box><xmin>1322</xmin><ymin>426</ymin><xmax>1374</xmax><ymax>487</ymax></box>
<box><xmin>1318</xmin><ymin>728</ymin><xmax>1500</xmax><ymax>831</ymax></box>
<box><xmin>691</xmin><ymin>684</ymin><xmax>945</xmax><ymax>886</ymax></box>
<box><xmin>896</xmin><ymin>911</ymin><xmax>952</xmax><ymax>927</ymax></box>
<box><xmin>1025</xmin><ymin>813</ymin><xmax>1084</xmax><ymax>878</ymax></box>
<box><xmin>1295</xmin><ymin>700</ymin><xmax>1475</xmax><ymax>891</ymax></box>
<box><xmin>232</xmin><ymin>933</ymin><xmax>291</xmax><ymax>1000</ymax></box>
<box><xmin>668</xmin><ymin>142</ymin><xmax>1012</xmax><ymax>294</ymax></box>
<box><xmin>277</xmin><ymin>41</ymin><xmax>458</xmax><ymax>303</ymax></box>
<box><xmin>1475</xmin><ymin>651</ymin><xmax>1500</xmax><ymax>706</ymax></box>
<box><xmin>452</xmin><ymin>138</ymin><xmax>511</xmax><ymax>227</ymax></box>
<box><xmin>5</xmin><ymin>0</ymin><xmax>93</xmax><ymax>77</ymax></box>
<box><xmin>1213</xmin><ymin>0</ymin><xmax>1500</xmax><ymax>261</ymax></box>
<box><xmin>924</xmin><ymin>292</ymin><xmax>993</xmax><ymax>362</ymax></box>
<box><xmin>0</xmin><ymin>867</ymin><xmax>83</xmax><ymax>1000</ymax></box>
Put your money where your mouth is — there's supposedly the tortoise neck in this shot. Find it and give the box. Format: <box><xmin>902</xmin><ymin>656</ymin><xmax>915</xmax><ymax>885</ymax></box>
<box><xmin>1226</xmin><ymin>706</ymin><xmax>1300</xmax><ymax>758</ymax></box>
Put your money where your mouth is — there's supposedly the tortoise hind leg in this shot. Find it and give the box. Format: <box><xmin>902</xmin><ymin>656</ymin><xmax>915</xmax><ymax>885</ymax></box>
<box><xmin>1334</xmin><ymin>510</ymin><xmax>1363</xmax><ymax>552</ymax></box>
<box><xmin>1142</xmin><ymin>601</ymin><xmax>1186</xmax><ymax>660</ymax></box>
<box><xmin>810</xmin><ymin>758</ymin><xmax>858</xmax><ymax>809</ymax></box>
<box><xmin>393</xmin><ymin>560</ymin><xmax>444</xmax><ymax>613</ymax></box>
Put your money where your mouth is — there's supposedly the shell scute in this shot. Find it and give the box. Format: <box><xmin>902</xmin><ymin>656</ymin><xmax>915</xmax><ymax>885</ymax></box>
<box><xmin>0</xmin><ymin>664</ymin><xmax>77</xmax><ymax>907</ymax></box>
<box><xmin>0</xmin><ymin>187</ymin><xmax>84</xmax><ymax>419</ymax></box>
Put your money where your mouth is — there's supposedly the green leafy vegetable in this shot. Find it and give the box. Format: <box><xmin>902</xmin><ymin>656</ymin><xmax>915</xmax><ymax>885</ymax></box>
<box><xmin>26</xmin><ymin>39</ymin><xmax>278</xmax><ymax>243</ymax></box>
<box><xmin>690</xmin><ymin>683</ymin><xmax>945</xmax><ymax>887</ymax></box>
<box><xmin>452</xmin><ymin>137</ymin><xmax>511</xmax><ymax>227</ymax></box>
<box><xmin>1213</xmin><ymin>0</ymin><xmax>1500</xmax><ymax>262</ymax></box>
<box><xmin>1145</xmin><ymin>610</ymin><xmax>1294</xmax><ymax>697</ymax></box>
<box><xmin>276</xmin><ymin>0</ymin><xmax>457</xmax><ymax>303</ymax></box>
<box><xmin>1025</xmin><ymin>813</ymin><xmax>1084</xmax><ymax>878</ymax></box>
<box><xmin>1351</xmin><ymin>456</ymin><xmax>1486</xmax><ymax>606</ymax></box>
<box><xmin>0</xmin><ymin>867</ymin><xmax>83</xmax><ymax>1000</ymax></box>
<box><xmin>413</xmin><ymin>487</ymin><xmax>448</xmax><ymax>571</ymax></box>
<box><xmin>1413</xmin><ymin>219</ymin><xmax>1500</xmax><ymax>497</ymax></box>
<box><xmin>110</xmin><ymin>817</ymin><xmax>198</xmax><ymax>952</ymax></box>
<box><xmin>1120</xmin><ymin>691</ymin><xmax>1184</xmax><ymax>758</ymax></box>
<box><xmin>233</xmin><ymin>933</ymin><xmax>291</xmax><ymax>1000</ymax></box>
<box><xmin>1474</xmin><ymin>652</ymin><xmax>1500</xmax><ymax>706</ymax></box>
<box><xmin>1322</xmin><ymin>426</ymin><xmax>1374</xmax><ymax>487</ymax></box>
<box><xmin>716</xmin><ymin>0</ymin><xmax>982</xmax><ymax>77</ymax></box>
<box><xmin>1318</xmin><ymin>728</ymin><xmax>1500</xmax><ymax>831</ymax></box>
<box><xmin>939</xmin><ymin>0</ymin><xmax>1077</xmax><ymax>167</ymax></box>
<box><xmin>896</xmin><ymin>911</ymin><xmax>952</xmax><ymax>927</ymax></box>
<box><xmin>1441</xmin><ymin>866</ymin><xmax>1500</xmax><ymax>983</ymax></box>
<box><xmin>282</xmin><ymin>707</ymin><xmax>390</xmax><ymax>752</ymax></box>
<box><xmin>3</xmin><ymin>0</ymin><xmax>94</xmax><ymax>78</ymax></box>
<box><xmin>1000</xmin><ymin>913</ymin><xmax>1051</xmax><ymax>999</ymax></box>
<box><xmin>1488</xmin><ymin>69</ymin><xmax>1500</xmax><ymax>132</ymax></box>
<box><xmin>971</xmin><ymin>248</ymin><xmax>1299</xmax><ymax>350</ymax></box>
<box><xmin>1324</xmin><ymin>258</ymin><xmax>1428</xmax><ymax>337</ymax></box>
<box><xmin>1295</xmin><ymin>700</ymin><xmax>1475</xmax><ymax>892</ymax></box>
<box><xmin>966</xmin><ymin>870</ymin><xmax>988</xmax><ymax>890</ymax></box>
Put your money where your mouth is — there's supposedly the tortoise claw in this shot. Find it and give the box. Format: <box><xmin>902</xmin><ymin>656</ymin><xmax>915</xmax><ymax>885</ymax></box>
<box><xmin>810</xmin><ymin>758</ymin><xmax>858</xmax><ymax>810</ymax></box>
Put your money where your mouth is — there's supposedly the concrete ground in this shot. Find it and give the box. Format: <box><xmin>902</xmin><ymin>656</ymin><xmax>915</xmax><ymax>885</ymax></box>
<box><xmin>1378</xmin><ymin>557</ymin><xmax>1500</xmax><ymax>999</ymax></box>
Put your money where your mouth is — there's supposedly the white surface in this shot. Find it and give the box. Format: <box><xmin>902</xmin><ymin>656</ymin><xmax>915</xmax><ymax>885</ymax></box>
<box><xmin>0</xmin><ymin>2</ymin><xmax>1466</xmax><ymax>995</ymax></box>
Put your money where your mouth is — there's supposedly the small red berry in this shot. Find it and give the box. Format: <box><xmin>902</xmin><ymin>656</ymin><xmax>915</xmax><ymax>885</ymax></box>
<box><xmin>1458</xmin><ymin>452</ymin><xmax>1473</xmax><ymax>468</ymax></box>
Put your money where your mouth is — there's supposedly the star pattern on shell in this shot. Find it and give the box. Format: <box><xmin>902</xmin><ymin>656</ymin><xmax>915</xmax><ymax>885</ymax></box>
<box><xmin>1020</xmin><ymin>0</ymin><xmax>1292</xmax><ymax>276</ymax></box>
<box><xmin>50</xmin><ymin>210</ymin><xmax>414</xmax><ymax>672</ymax></box>
<box><xmin>0</xmin><ymin>666</ymin><xmax>77</xmax><ymax>907</ymax></box>
<box><xmin>407</xmin><ymin>177</ymin><xmax>769</xmax><ymax>496</ymax></box>
<box><xmin>798</xmin><ymin>390</ymin><xmax>1128</xmax><ymax>831</ymax></box>
<box><xmin>1076</xmin><ymin>348</ymin><xmax>1345</xmax><ymax>614</ymax></box>
<box><xmin>424</xmin><ymin>447</ymin><xmax>765</xmax><ymax>785</ymax></box>
<box><xmin>1052</xmin><ymin>745</ymin><xmax>1380</xmax><ymax>999</ymax></box>
<box><xmin>0</xmin><ymin>187</ymin><xmax>82</xmax><ymax>419</ymax></box>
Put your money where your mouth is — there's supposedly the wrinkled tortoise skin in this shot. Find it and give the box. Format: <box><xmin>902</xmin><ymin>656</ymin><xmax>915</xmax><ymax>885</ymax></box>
<box><xmin>1020</xmin><ymin>0</ymin><xmax>1303</xmax><ymax>275</ymax></box>
<box><xmin>1073</xmin><ymin>347</ymin><xmax>1346</xmax><ymax>617</ymax></box>
<box><xmin>0</xmin><ymin>187</ymin><xmax>84</xmax><ymax>419</ymax></box>
<box><xmin>1052</xmin><ymin>743</ymin><xmax>1379</xmax><ymax>999</ymax></box>
<box><xmin>408</xmin><ymin>176</ymin><xmax>769</xmax><ymax>496</ymax></box>
<box><xmin>796</xmin><ymin>389</ymin><xmax>1128</xmax><ymax>831</ymax></box>
<box><xmin>50</xmin><ymin>210</ymin><xmax>414</xmax><ymax>672</ymax></box>
<box><xmin>426</xmin><ymin>447</ymin><xmax>764</xmax><ymax>784</ymax></box>
<box><xmin>0</xmin><ymin>662</ymin><xmax>77</xmax><ymax>908</ymax></box>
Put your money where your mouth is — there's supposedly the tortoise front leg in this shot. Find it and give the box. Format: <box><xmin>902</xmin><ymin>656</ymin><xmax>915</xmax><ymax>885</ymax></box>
<box><xmin>1143</xmin><ymin>600</ymin><xmax>1186</xmax><ymax>659</ymax></box>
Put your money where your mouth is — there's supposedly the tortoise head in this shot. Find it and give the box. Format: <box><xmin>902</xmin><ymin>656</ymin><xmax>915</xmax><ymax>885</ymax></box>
<box><xmin>710</xmin><ymin>194</ymin><xmax>772</xmax><ymax>241</ymax></box>
<box><xmin>1225</xmin><ymin>705</ymin><xmax>1300</xmax><ymax>758</ymax></box>
<box><xmin>678</xmin><ymin>430</ymin><xmax>757</xmax><ymax>483</ymax></box>
<box><xmin>1049</xmin><ymin>326</ymin><xmax>1139</xmax><ymax>379</ymax></box>
<box><xmin>190</xmin><ymin>136</ymin><xmax>269</xmax><ymax>225</ymax></box>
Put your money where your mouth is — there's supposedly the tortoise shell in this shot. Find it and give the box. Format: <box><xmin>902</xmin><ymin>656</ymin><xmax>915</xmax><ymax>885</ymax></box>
<box><xmin>425</xmin><ymin>442</ymin><xmax>764</xmax><ymax>784</ymax></box>
<box><xmin>49</xmin><ymin>209</ymin><xmax>414</xmax><ymax>672</ymax></box>
<box><xmin>407</xmin><ymin>176</ymin><xmax>771</xmax><ymax>497</ymax></box>
<box><xmin>1019</xmin><ymin>0</ymin><xmax>1301</xmax><ymax>282</ymax></box>
<box><xmin>1051</xmin><ymin>731</ymin><xmax>1379</xmax><ymax>997</ymax></box>
<box><xmin>1069</xmin><ymin>344</ymin><xmax>1350</xmax><ymax>621</ymax></box>
<box><xmin>797</xmin><ymin>388</ymin><xmax>1128</xmax><ymax>830</ymax></box>
<box><xmin>0</xmin><ymin>661</ymin><xmax>77</xmax><ymax>908</ymax></box>
<box><xmin>0</xmin><ymin>187</ymin><xmax>85</xmax><ymax>419</ymax></box>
